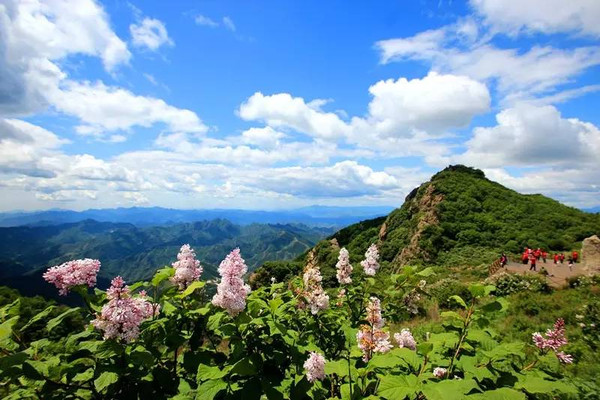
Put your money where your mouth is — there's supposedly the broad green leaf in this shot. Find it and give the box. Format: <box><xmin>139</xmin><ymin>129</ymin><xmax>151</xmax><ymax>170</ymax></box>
<box><xmin>0</xmin><ymin>351</ymin><xmax>27</xmax><ymax>370</ymax></box>
<box><xmin>369</xmin><ymin>353</ymin><xmax>402</xmax><ymax>370</ymax></box>
<box><xmin>178</xmin><ymin>281</ymin><xmax>206</xmax><ymax>298</ymax></box>
<box><xmin>468</xmin><ymin>388</ymin><xmax>526</xmax><ymax>400</ymax></box>
<box><xmin>449</xmin><ymin>295</ymin><xmax>467</xmax><ymax>308</ymax></box>
<box><xmin>73</xmin><ymin>368</ymin><xmax>95</xmax><ymax>382</ymax></box>
<box><xmin>231</xmin><ymin>356</ymin><xmax>257</xmax><ymax>376</ymax></box>
<box><xmin>152</xmin><ymin>266</ymin><xmax>174</xmax><ymax>287</ymax></box>
<box><xmin>94</xmin><ymin>371</ymin><xmax>119</xmax><ymax>392</ymax></box>
<box><xmin>197</xmin><ymin>364</ymin><xmax>228</xmax><ymax>381</ymax></box>
<box><xmin>417</xmin><ymin>267</ymin><xmax>435</xmax><ymax>277</ymax></box>
<box><xmin>377</xmin><ymin>375</ymin><xmax>419</xmax><ymax>400</ymax></box>
<box><xmin>19</xmin><ymin>306</ymin><xmax>56</xmax><ymax>332</ymax></box>
<box><xmin>468</xmin><ymin>284</ymin><xmax>485</xmax><ymax>298</ymax></box>
<box><xmin>421</xmin><ymin>378</ymin><xmax>478</xmax><ymax>400</ymax></box>
<box><xmin>0</xmin><ymin>316</ymin><xmax>19</xmax><ymax>341</ymax></box>
<box><xmin>516</xmin><ymin>376</ymin><xmax>578</xmax><ymax>395</ymax></box>
<box><xmin>392</xmin><ymin>347</ymin><xmax>420</xmax><ymax>371</ymax></box>
<box><xmin>324</xmin><ymin>359</ymin><xmax>348</xmax><ymax>376</ymax></box>
<box><xmin>417</xmin><ymin>342</ymin><xmax>433</xmax><ymax>356</ymax></box>
<box><xmin>195</xmin><ymin>379</ymin><xmax>227</xmax><ymax>400</ymax></box>
<box><xmin>46</xmin><ymin>308</ymin><xmax>80</xmax><ymax>332</ymax></box>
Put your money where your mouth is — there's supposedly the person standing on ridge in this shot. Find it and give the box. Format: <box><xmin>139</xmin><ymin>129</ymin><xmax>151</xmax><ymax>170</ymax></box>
<box><xmin>500</xmin><ymin>253</ymin><xmax>507</xmax><ymax>268</ymax></box>
<box><xmin>522</xmin><ymin>248</ymin><xmax>529</xmax><ymax>264</ymax></box>
<box><xmin>572</xmin><ymin>251</ymin><xmax>579</xmax><ymax>263</ymax></box>
<box><xmin>529</xmin><ymin>254</ymin><xmax>537</xmax><ymax>271</ymax></box>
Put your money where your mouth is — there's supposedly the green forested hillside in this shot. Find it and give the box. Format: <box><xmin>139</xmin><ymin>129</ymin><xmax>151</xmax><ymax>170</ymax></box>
<box><xmin>0</xmin><ymin>219</ymin><xmax>331</xmax><ymax>298</ymax></box>
<box><xmin>253</xmin><ymin>165</ymin><xmax>600</xmax><ymax>286</ymax></box>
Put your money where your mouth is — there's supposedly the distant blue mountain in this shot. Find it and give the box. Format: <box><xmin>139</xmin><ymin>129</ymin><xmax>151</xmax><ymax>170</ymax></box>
<box><xmin>0</xmin><ymin>205</ymin><xmax>395</xmax><ymax>228</ymax></box>
<box><xmin>583</xmin><ymin>206</ymin><xmax>600</xmax><ymax>213</ymax></box>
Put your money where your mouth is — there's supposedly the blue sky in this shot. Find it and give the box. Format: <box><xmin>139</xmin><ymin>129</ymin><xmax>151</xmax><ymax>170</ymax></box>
<box><xmin>0</xmin><ymin>0</ymin><xmax>599</xmax><ymax>211</ymax></box>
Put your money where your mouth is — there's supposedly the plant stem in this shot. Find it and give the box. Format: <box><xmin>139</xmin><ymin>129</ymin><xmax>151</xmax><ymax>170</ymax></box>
<box><xmin>447</xmin><ymin>299</ymin><xmax>475</xmax><ymax>377</ymax></box>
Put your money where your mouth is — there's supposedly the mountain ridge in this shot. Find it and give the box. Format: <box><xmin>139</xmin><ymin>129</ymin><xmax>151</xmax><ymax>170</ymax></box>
<box><xmin>0</xmin><ymin>205</ymin><xmax>394</xmax><ymax>228</ymax></box>
<box><xmin>252</xmin><ymin>165</ymin><xmax>600</xmax><ymax>287</ymax></box>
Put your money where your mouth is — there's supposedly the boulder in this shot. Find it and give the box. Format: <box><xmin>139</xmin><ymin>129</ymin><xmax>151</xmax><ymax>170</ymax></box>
<box><xmin>582</xmin><ymin>235</ymin><xmax>600</xmax><ymax>273</ymax></box>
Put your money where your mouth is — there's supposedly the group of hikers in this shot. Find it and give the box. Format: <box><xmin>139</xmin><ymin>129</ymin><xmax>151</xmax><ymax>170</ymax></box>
<box><xmin>499</xmin><ymin>247</ymin><xmax>579</xmax><ymax>272</ymax></box>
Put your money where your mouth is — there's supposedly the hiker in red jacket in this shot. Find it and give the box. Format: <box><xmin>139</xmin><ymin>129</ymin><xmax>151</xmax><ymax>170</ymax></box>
<box><xmin>534</xmin><ymin>248</ymin><xmax>541</xmax><ymax>260</ymax></box>
<box><xmin>559</xmin><ymin>253</ymin><xmax>565</xmax><ymax>264</ymax></box>
<box><xmin>572</xmin><ymin>251</ymin><xmax>579</xmax><ymax>263</ymax></box>
<box><xmin>522</xmin><ymin>251</ymin><xmax>529</xmax><ymax>264</ymax></box>
<box><xmin>542</xmin><ymin>251</ymin><xmax>548</xmax><ymax>263</ymax></box>
<box><xmin>500</xmin><ymin>253</ymin><xmax>508</xmax><ymax>268</ymax></box>
<box><xmin>529</xmin><ymin>255</ymin><xmax>537</xmax><ymax>271</ymax></box>
<box><xmin>553</xmin><ymin>254</ymin><xmax>559</xmax><ymax>264</ymax></box>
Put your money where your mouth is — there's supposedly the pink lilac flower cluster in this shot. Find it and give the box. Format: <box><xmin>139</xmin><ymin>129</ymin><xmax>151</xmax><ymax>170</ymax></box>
<box><xmin>366</xmin><ymin>296</ymin><xmax>385</xmax><ymax>328</ymax></box>
<box><xmin>335</xmin><ymin>247</ymin><xmax>353</xmax><ymax>284</ymax></box>
<box><xmin>433</xmin><ymin>367</ymin><xmax>447</xmax><ymax>378</ymax></box>
<box><xmin>91</xmin><ymin>276</ymin><xmax>160</xmax><ymax>342</ymax></box>
<box><xmin>212</xmin><ymin>248</ymin><xmax>252</xmax><ymax>316</ymax></box>
<box><xmin>357</xmin><ymin>297</ymin><xmax>392</xmax><ymax>361</ymax></box>
<box><xmin>171</xmin><ymin>244</ymin><xmax>203</xmax><ymax>290</ymax></box>
<box><xmin>360</xmin><ymin>244</ymin><xmax>380</xmax><ymax>276</ymax></box>
<box><xmin>532</xmin><ymin>318</ymin><xmax>573</xmax><ymax>364</ymax></box>
<box><xmin>357</xmin><ymin>326</ymin><xmax>393</xmax><ymax>362</ymax></box>
<box><xmin>394</xmin><ymin>328</ymin><xmax>417</xmax><ymax>350</ymax></box>
<box><xmin>304</xmin><ymin>351</ymin><xmax>326</xmax><ymax>383</ymax></box>
<box><xmin>301</xmin><ymin>262</ymin><xmax>330</xmax><ymax>314</ymax></box>
<box><xmin>43</xmin><ymin>259</ymin><xmax>101</xmax><ymax>296</ymax></box>
<box><xmin>335</xmin><ymin>288</ymin><xmax>346</xmax><ymax>307</ymax></box>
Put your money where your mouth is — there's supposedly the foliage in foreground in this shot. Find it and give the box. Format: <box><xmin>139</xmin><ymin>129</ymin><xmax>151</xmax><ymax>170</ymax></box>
<box><xmin>0</xmin><ymin>246</ymin><xmax>583</xmax><ymax>399</ymax></box>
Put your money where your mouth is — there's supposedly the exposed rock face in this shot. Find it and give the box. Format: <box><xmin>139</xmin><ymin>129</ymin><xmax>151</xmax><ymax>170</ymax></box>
<box><xmin>378</xmin><ymin>222</ymin><xmax>387</xmax><ymax>241</ymax></box>
<box><xmin>394</xmin><ymin>183</ymin><xmax>443</xmax><ymax>266</ymax></box>
<box><xmin>582</xmin><ymin>235</ymin><xmax>600</xmax><ymax>273</ymax></box>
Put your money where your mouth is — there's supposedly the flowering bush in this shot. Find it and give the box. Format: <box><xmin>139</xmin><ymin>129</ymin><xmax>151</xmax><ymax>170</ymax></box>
<box><xmin>42</xmin><ymin>258</ymin><xmax>101</xmax><ymax>295</ymax></box>
<box><xmin>0</xmin><ymin>244</ymin><xmax>580</xmax><ymax>399</ymax></box>
<box><xmin>485</xmin><ymin>271</ymin><xmax>550</xmax><ymax>296</ymax></box>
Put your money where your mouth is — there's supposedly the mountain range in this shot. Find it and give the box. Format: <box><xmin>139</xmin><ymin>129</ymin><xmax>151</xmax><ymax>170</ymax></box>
<box><xmin>0</xmin><ymin>219</ymin><xmax>331</xmax><ymax>302</ymax></box>
<box><xmin>0</xmin><ymin>205</ymin><xmax>394</xmax><ymax>228</ymax></box>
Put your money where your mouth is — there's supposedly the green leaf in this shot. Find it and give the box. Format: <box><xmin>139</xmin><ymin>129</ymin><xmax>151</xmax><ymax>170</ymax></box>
<box><xmin>369</xmin><ymin>353</ymin><xmax>402</xmax><ymax>370</ymax></box>
<box><xmin>94</xmin><ymin>371</ymin><xmax>119</xmax><ymax>392</ymax></box>
<box><xmin>0</xmin><ymin>316</ymin><xmax>19</xmax><ymax>341</ymax></box>
<box><xmin>269</xmin><ymin>297</ymin><xmax>284</xmax><ymax>314</ymax></box>
<box><xmin>416</xmin><ymin>342</ymin><xmax>433</xmax><ymax>356</ymax></box>
<box><xmin>207</xmin><ymin>312</ymin><xmax>227</xmax><ymax>332</ymax></box>
<box><xmin>392</xmin><ymin>348</ymin><xmax>420</xmax><ymax>371</ymax></box>
<box><xmin>516</xmin><ymin>376</ymin><xmax>578</xmax><ymax>395</ymax></box>
<box><xmin>449</xmin><ymin>295</ymin><xmax>467</xmax><ymax>308</ymax></box>
<box><xmin>468</xmin><ymin>388</ymin><xmax>526</xmax><ymax>400</ymax></box>
<box><xmin>421</xmin><ymin>378</ymin><xmax>478</xmax><ymax>400</ymax></box>
<box><xmin>377</xmin><ymin>375</ymin><xmax>419</xmax><ymax>400</ymax></box>
<box><xmin>73</xmin><ymin>368</ymin><xmax>95</xmax><ymax>383</ymax></box>
<box><xmin>178</xmin><ymin>281</ymin><xmax>205</xmax><ymax>298</ymax></box>
<box><xmin>468</xmin><ymin>284</ymin><xmax>485</xmax><ymax>298</ymax></box>
<box><xmin>19</xmin><ymin>306</ymin><xmax>56</xmax><ymax>332</ymax></box>
<box><xmin>152</xmin><ymin>266</ymin><xmax>174</xmax><ymax>287</ymax></box>
<box><xmin>46</xmin><ymin>308</ymin><xmax>80</xmax><ymax>332</ymax></box>
<box><xmin>324</xmin><ymin>359</ymin><xmax>348</xmax><ymax>376</ymax></box>
<box><xmin>197</xmin><ymin>364</ymin><xmax>228</xmax><ymax>381</ymax></box>
<box><xmin>195</xmin><ymin>379</ymin><xmax>227</xmax><ymax>400</ymax></box>
<box><xmin>231</xmin><ymin>357</ymin><xmax>257</xmax><ymax>376</ymax></box>
<box><xmin>417</xmin><ymin>267</ymin><xmax>435</xmax><ymax>277</ymax></box>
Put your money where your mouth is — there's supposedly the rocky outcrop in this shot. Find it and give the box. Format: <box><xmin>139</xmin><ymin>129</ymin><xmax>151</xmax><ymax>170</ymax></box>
<box><xmin>582</xmin><ymin>235</ymin><xmax>600</xmax><ymax>273</ymax></box>
<box><xmin>394</xmin><ymin>184</ymin><xmax>443</xmax><ymax>266</ymax></box>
